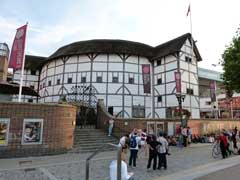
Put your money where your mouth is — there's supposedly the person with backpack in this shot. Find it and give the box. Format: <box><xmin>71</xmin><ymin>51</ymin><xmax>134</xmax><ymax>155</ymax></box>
<box><xmin>129</xmin><ymin>129</ymin><xmax>141</xmax><ymax>167</ymax></box>
<box><xmin>157</xmin><ymin>132</ymin><xmax>169</xmax><ymax>170</ymax></box>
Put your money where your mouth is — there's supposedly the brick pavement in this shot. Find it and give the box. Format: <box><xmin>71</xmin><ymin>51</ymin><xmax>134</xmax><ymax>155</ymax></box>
<box><xmin>0</xmin><ymin>144</ymin><xmax>221</xmax><ymax>180</ymax></box>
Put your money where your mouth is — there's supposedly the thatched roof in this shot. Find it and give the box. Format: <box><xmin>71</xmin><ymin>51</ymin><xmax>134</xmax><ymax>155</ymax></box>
<box><xmin>154</xmin><ymin>33</ymin><xmax>202</xmax><ymax>61</ymax></box>
<box><xmin>24</xmin><ymin>55</ymin><xmax>47</xmax><ymax>71</ymax></box>
<box><xmin>48</xmin><ymin>39</ymin><xmax>154</xmax><ymax>60</ymax></box>
<box><xmin>25</xmin><ymin>33</ymin><xmax>202</xmax><ymax>69</ymax></box>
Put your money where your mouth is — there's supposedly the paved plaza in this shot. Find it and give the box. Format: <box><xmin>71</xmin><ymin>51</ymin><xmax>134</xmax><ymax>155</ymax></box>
<box><xmin>0</xmin><ymin>144</ymin><xmax>237</xmax><ymax>180</ymax></box>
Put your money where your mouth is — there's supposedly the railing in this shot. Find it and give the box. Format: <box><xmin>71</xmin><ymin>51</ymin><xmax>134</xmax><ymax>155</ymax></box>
<box><xmin>85</xmin><ymin>143</ymin><xmax>122</xmax><ymax>180</ymax></box>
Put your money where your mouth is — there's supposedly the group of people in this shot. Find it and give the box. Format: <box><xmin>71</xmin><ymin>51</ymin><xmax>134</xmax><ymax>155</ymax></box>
<box><xmin>218</xmin><ymin>127</ymin><xmax>239</xmax><ymax>159</ymax></box>
<box><xmin>110</xmin><ymin>128</ymin><xmax>169</xmax><ymax>180</ymax></box>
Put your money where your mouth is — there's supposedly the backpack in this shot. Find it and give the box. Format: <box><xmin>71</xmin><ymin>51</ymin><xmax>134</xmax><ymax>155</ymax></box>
<box><xmin>130</xmin><ymin>136</ymin><xmax>137</xmax><ymax>148</ymax></box>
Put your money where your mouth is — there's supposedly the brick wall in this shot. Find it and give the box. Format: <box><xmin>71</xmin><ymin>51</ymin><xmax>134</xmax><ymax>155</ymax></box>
<box><xmin>97</xmin><ymin>102</ymin><xmax>240</xmax><ymax>137</ymax></box>
<box><xmin>0</xmin><ymin>102</ymin><xmax>76</xmax><ymax>158</ymax></box>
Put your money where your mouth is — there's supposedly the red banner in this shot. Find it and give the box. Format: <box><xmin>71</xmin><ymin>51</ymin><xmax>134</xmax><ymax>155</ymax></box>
<box><xmin>9</xmin><ymin>24</ymin><xmax>27</xmax><ymax>70</ymax></box>
<box><xmin>175</xmin><ymin>72</ymin><xmax>181</xmax><ymax>93</ymax></box>
<box><xmin>210</xmin><ymin>82</ymin><xmax>216</xmax><ymax>102</ymax></box>
<box><xmin>142</xmin><ymin>64</ymin><xmax>151</xmax><ymax>93</ymax></box>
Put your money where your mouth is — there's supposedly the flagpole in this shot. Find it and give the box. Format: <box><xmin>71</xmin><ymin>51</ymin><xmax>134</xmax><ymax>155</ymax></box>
<box><xmin>18</xmin><ymin>22</ymin><xmax>28</xmax><ymax>102</ymax></box>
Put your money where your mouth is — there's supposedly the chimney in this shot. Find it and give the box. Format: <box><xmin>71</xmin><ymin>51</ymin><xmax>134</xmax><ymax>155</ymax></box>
<box><xmin>0</xmin><ymin>43</ymin><xmax>9</xmax><ymax>81</ymax></box>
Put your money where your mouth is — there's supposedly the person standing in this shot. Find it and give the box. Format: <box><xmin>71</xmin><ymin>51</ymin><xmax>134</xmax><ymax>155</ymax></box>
<box><xmin>157</xmin><ymin>132</ymin><xmax>169</xmax><ymax>170</ymax></box>
<box><xmin>182</xmin><ymin>126</ymin><xmax>188</xmax><ymax>147</ymax></box>
<box><xmin>232</xmin><ymin>127</ymin><xmax>238</xmax><ymax>151</ymax></box>
<box><xmin>140</xmin><ymin>129</ymin><xmax>148</xmax><ymax>157</ymax></box>
<box><xmin>119</xmin><ymin>134</ymin><xmax>130</xmax><ymax>161</ymax></box>
<box><xmin>108</xmin><ymin>118</ymin><xmax>114</xmax><ymax>136</ymax></box>
<box><xmin>219</xmin><ymin>132</ymin><xmax>228</xmax><ymax>159</ymax></box>
<box><xmin>129</xmin><ymin>129</ymin><xmax>141</xmax><ymax>167</ymax></box>
<box><xmin>147</xmin><ymin>135</ymin><xmax>160</xmax><ymax>170</ymax></box>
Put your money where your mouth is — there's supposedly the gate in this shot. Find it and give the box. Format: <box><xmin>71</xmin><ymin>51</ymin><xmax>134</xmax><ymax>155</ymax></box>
<box><xmin>67</xmin><ymin>85</ymin><xmax>98</xmax><ymax>128</ymax></box>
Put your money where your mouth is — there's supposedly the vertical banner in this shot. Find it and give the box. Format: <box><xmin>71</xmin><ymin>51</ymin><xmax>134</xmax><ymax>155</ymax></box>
<box><xmin>175</xmin><ymin>72</ymin><xmax>181</xmax><ymax>93</ymax></box>
<box><xmin>142</xmin><ymin>64</ymin><xmax>151</xmax><ymax>93</ymax></box>
<box><xmin>210</xmin><ymin>81</ymin><xmax>216</xmax><ymax>102</ymax></box>
<box><xmin>9</xmin><ymin>24</ymin><xmax>27</xmax><ymax>70</ymax></box>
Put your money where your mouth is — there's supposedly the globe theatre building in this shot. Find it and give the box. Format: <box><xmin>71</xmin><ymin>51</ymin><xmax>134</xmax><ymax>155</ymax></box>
<box><xmin>12</xmin><ymin>33</ymin><xmax>202</xmax><ymax>118</ymax></box>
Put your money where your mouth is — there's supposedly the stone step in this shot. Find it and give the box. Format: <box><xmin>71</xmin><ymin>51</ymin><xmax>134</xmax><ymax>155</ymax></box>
<box><xmin>74</xmin><ymin>140</ymin><xmax>118</xmax><ymax>146</ymax></box>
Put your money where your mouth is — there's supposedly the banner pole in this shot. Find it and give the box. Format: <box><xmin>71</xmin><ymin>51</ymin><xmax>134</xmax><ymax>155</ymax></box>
<box><xmin>18</xmin><ymin>23</ymin><xmax>28</xmax><ymax>102</ymax></box>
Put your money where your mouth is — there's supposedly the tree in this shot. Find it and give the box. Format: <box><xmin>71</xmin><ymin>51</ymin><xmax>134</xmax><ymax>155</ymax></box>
<box><xmin>222</xmin><ymin>26</ymin><xmax>240</xmax><ymax>93</ymax></box>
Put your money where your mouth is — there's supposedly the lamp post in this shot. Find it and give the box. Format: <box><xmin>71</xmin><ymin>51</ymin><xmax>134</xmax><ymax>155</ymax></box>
<box><xmin>175</xmin><ymin>93</ymin><xmax>186</xmax><ymax>126</ymax></box>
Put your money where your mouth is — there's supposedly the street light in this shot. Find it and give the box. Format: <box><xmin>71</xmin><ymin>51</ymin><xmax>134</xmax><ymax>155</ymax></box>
<box><xmin>175</xmin><ymin>93</ymin><xmax>186</xmax><ymax>126</ymax></box>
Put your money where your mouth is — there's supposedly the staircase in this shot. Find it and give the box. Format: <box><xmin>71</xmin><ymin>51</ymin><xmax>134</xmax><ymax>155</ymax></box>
<box><xmin>70</xmin><ymin>127</ymin><xmax>119</xmax><ymax>153</ymax></box>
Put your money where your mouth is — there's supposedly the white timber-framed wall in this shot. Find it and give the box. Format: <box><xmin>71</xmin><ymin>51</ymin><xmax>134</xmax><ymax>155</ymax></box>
<box><xmin>12</xmin><ymin>33</ymin><xmax>201</xmax><ymax>119</ymax></box>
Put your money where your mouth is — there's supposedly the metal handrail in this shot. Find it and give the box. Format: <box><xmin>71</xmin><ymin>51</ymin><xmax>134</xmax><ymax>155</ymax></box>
<box><xmin>85</xmin><ymin>143</ymin><xmax>122</xmax><ymax>180</ymax></box>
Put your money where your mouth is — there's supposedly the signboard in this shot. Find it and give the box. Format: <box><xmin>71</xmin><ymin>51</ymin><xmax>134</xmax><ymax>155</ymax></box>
<box><xmin>142</xmin><ymin>64</ymin><xmax>151</xmax><ymax>93</ymax></box>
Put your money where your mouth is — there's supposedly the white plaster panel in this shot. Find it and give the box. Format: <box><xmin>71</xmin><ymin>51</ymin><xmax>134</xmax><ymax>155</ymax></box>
<box><xmin>139</xmin><ymin>57</ymin><xmax>149</xmax><ymax>64</ymax></box>
<box><xmin>48</xmin><ymin>61</ymin><xmax>55</xmax><ymax>68</ymax></box>
<box><xmin>200</xmin><ymin>97</ymin><xmax>212</xmax><ymax>109</ymax></box>
<box><xmin>180</xmin><ymin>61</ymin><xmax>188</xmax><ymax>70</ymax></box>
<box><xmin>124</xmin><ymin>107</ymin><xmax>131</xmax><ymax>118</ymax></box>
<box><xmin>79</xmin><ymin>55</ymin><xmax>91</xmax><ymax>63</ymax></box>
<box><xmin>108</xmin><ymin>84</ymin><xmax>122</xmax><ymax>94</ymax></box>
<box><xmin>190</xmin><ymin>72</ymin><xmax>197</xmax><ymax>84</ymax></box>
<box><xmin>67</xmin><ymin>56</ymin><xmax>78</xmax><ymax>64</ymax></box>
<box><xmin>52</xmin><ymin>96</ymin><xmax>60</xmax><ymax>102</ymax></box>
<box><xmin>65</xmin><ymin>64</ymin><xmax>77</xmax><ymax>73</ymax></box>
<box><xmin>124</xmin><ymin>96</ymin><xmax>132</xmax><ymax>106</ymax></box>
<box><xmin>154</xmin><ymin>65</ymin><xmax>164</xmax><ymax>73</ymax></box>
<box><xmin>145</xmin><ymin>108</ymin><xmax>151</xmax><ymax>118</ymax></box>
<box><xmin>125</xmin><ymin>63</ymin><xmax>138</xmax><ymax>72</ymax></box>
<box><xmin>93</xmin><ymin>62</ymin><xmax>107</xmax><ymax>71</ymax></box>
<box><xmin>126</xmin><ymin>84</ymin><xmax>138</xmax><ymax>95</ymax></box>
<box><xmin>166</xmin><ymin>83</ymin><xmax>175</xmax><ymax>94</ymax></box>
<box><xmin>78</xmin><ymin>63</ymin><xmax>91</xmax><ymax>71</ymax></box>
<box><xmin>145</xmin><ymin>96</ymin><xmax>151</xmax><ymax>108</ymax></box>
<box><xmin>126</xmin><ymin>55</ymin><xmax>138</xmax><ymax>64</ymax></box>
<box><xmin>166</xmin><ymin>95</ymin><xmax>178</xmax><ymax>106</ymax></box>
<box><xmin>166</xmin><ymin>71</ymin><xmax>175</xmax><ymax>82</ymax></box>
<box><xmin>44</xmin><ymin>97</ymin><xmax>52</xmax><ymax>103</ymax></box>
<box><xmin>182</xmin><ymin>95</ymin><xmax>190</xmax><ymax>107</ymax></box>
<box><xmin>133</xmin><ymin>96</ymin><xmax>144</xmax><ymax>106</ymax></box>
<box><xmin>190</xmin><ymin>64</ymin><xmax>197</xmax><ymax>73</ymax></box>
<box><xmin>93</xmin><ymin>83</ymin><xmax>106</xmax><ymax>93</ymax></box>
<box><xmin>47</xmin><ymin>68</ymin><xmax>54</xmax><ymax>76</ymax></box>
<box><xmin>166</xmin><ymin>61</ymin><xmax>177</xmax><ymax>71</ymax></box>
<box><xmin>155</xmin><ymin>85</ymin><xmax>165</xmax><ymax>95</ymax></box>
<box><xmin>56</xmin><ymin>59</ymin><xmax>64</xmax><ymax>66</ymax></box>
<box><xmin>94</xmin><ymin>54</ymin><xmax>107</xmax><ymax>62</ymax></box>
<box><xmin>155</xmin><ymin>108</ymin><xmax>166</xmax><ymax>118</ymax></box>
<box><xmin>108</xmin><ymin>95</ymin><xmax>122</xmax><ymax>106</ymax></box>
<box><xmin>191</xmin><ymin>108</ymin><xmax>200</xmax><ymax>119</ymax></box>
<box><xmin>109</xmin><ymin>54</ymin><xmax>122</xmax><ymax>62</ymax></box>
<box><xmin>182</xmin><ymin>71</ymin><xmax>189</xmax><ymax>82</ymax></box>
<box><xmin>191</xmin><ymin>96</ymin><xmax>199</xmax><ymax>108</ymax></box>
<box><xmin>165</xmin><ymin>55</ymin><xmax>176</xmax><ymax>63</ymax></box>
<box><xmin>168</xmin><ymin>122</ymin><xmax>174</xmax><ymax>136</ymax></box>
<box><xmin>55</xmin><ymin>65</ymin><xmax>64</xmax><ymax>74</ymax></box>
<box><xmin>109</xmin><ymin>63</ymin><xmax>123</xmax><ymax>71</ymax></box>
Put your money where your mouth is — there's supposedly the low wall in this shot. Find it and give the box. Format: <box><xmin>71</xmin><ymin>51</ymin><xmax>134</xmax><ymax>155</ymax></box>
<box><xmin>97</xmin><ymin>103</ymin><xmax>240</xmax><ymax>137</ymax></box>
<box><xmin>0</xmin><ymin>102</ymin><xmax>76</xmax><ymax>158</ymax></box>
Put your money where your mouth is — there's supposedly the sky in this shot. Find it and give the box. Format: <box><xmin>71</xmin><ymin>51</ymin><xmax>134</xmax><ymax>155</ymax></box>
<box><xmin>1</xmin><ymin>0</ymin><xmax>240</xmax><ymax>72</ymax></box>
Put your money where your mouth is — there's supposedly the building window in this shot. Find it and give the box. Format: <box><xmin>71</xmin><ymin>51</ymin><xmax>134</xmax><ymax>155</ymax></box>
<box><xmin>43</xmin><ymin>82</ymin><xmax>45</xmax><ymax>88</ymax></box>
<box><xmin>81</xmin><ymin>77</ymin><xmax>86</xmax><ymax>83</ymax></box>
<box><xmin>129</xmin><ymin>77</ymin><xmax>134</xmax><ymax>84</ymax></box>
<box><xmin>97</xmin><ymin>76</ymin><xmax>102</xmax><ymax>83</ymax></box>
<box><xmin>28</xmin><ymin>99</ymin><xmax>33</xmax><ymax>103</ymax></box>
<box><xmin>157</xmin><ymin>60</ymin><xmax>162</xmax><ymax>66</ymax></box>
<box><xmin>187</xmin><ymin>88</ymin><xmax>194</xmax><ymax>95</ymax></box>
<box><xmin>22</xmin><ymin>119</ymin><xmax>43</xmax><ymax>145</ymax></box>
<box><xmin>157</xmin><ymin>78</ymin><xmax>162</xmax><ymax>85</ymax></box>
<box><xmin>132</xmin><ymin>105</ymin><xmax>145</xmax><ymax>118</ymax></box>
<box><xmin>0</xmin><ymin>118</ymin><xmax>10</xmax><ymax>146</ymax></box>
<box><xmin>185</xmin><ymin>56</ymin><xmax>192</xmax><ymax>63</ymax></box>
<box><xmin>48</xmin><ymin>80</ymin><xmax>51</xmax><ymax>86</ymax></box>
<box><xmin>112</xmin><ymin>76</ymin><xmax>119</xmax><ymax>83</ymax></box>
<box><xmin>57</xmin><ymin>79</ymin><xmax>61</xmax><ymax>85</ymax></box>
<box><xmin>68</xmin><ymin>77</ymin><xmax>72</xmax><ymax>84</ymax></box>
<box><xmin>31</xmin><ymin>70</ymin><xmax>36</xmax><ymax>75</ymax></box>
<box><xmin>157</xmin><ymin>96</ymin><xmax>162</xmax><ymax>102</ymax></box>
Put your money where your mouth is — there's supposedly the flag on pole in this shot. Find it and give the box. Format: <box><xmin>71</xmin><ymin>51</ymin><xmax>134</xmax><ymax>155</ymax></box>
<box><xmin>9</xmin><ymin>24</ymin><xmax>27</xmax><ymax>70</ymax></box>
<box><xmin>186</xmin><ymin>4</ymin><xmax>191</xmax><ymax>17</ymax></box>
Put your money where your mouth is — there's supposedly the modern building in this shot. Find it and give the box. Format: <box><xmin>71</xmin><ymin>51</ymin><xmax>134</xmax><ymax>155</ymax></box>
<box><xmin>7</xmin><ymin>33</ymin><xmax>202</xmax><ymax>118</ymax></box>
